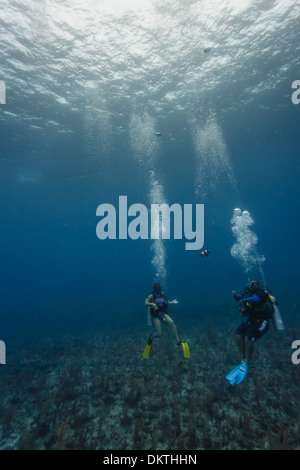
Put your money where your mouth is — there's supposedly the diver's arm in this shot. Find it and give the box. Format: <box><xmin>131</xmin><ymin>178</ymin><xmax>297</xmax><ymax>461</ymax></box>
<box><xmin>168</xmin><ymin>299</ymin><xmax>179</xmax><ymax>304</ymax></box>
<box><xmin>241</xmin><ymin>295</ymin><xmax>262</xmax><ymax>304</ymax></box>
<box><xmin>145</xmin><ymin>295</ymin><xmax>157</xmax><ymax>309</ymax></box>
<box><xmin>232</xmin><ymin>291</ymin><xmax>243</xmax><ymax>301</ymax></box>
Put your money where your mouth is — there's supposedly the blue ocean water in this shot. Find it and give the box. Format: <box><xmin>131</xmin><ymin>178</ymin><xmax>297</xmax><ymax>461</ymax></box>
<box><xmin>1</xmin><ymin>0</ymin><xmax>299</xmax><ymax>336</ymax></box>
<box><xmin>0</xmin><ymin>0</ymin><xmax>300</xmax><ymax>451</ymax></box>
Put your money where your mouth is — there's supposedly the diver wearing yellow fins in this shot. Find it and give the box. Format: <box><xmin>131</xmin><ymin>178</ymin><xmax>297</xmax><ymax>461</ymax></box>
<box><xmin>143</xmin><ymin>283</ymin><xmax>190</xmax><ymax>359</ymax></box>
<box><xmin>226</xmin><ymin>280</ymin><xmax>282</xmax><ymax>386</ymax></box>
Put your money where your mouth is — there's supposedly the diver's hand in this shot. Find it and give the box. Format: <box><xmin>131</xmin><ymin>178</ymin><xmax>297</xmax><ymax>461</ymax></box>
<box><xmin>232</xmin><ymin>291</ymin><xmax>237</xmax><ymax>297</ymax></box>
<box><xmin>152</xmin><ymin>303</ymin><xmax>158</xmax><ymax>310</ymax></box>
<box><xmin>171</xmin><ymin>299</ymin><xmax>179</xmax><ymax>304</ymax></box>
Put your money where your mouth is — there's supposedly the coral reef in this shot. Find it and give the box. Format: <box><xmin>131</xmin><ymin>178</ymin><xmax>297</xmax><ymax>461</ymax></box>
<box><xmin>0</xmin><ymin>319</ymin><xmax>300</xmax><ymax>450</ymax></box>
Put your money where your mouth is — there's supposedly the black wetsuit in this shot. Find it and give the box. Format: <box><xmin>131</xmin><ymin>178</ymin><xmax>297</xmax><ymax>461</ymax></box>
<box><xmin>234</xmin><ymin>288</ymin><xmax>274</xmax><ymax>342</ymax></box>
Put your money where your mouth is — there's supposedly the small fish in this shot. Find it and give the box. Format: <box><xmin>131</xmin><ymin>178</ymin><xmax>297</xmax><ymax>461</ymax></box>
<box><xmin>156</xmin><ymin>132</ymin><xmax>162</xmax><ymax>136</ymax></box>
<box><xmin>201</xmin><ymin>249</ymin><xmax>210</xmax><ymax>257</ymax></box>
<box><xmin>204</xmin><ymin>47</ymin><xmax>211</xmax><ymax>53</ymax></box>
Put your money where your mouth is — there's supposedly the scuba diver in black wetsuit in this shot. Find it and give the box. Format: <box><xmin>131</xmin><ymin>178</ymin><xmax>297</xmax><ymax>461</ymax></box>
<box><xmin>142</xmin><ymin>283</ymin><xmax>190</xmax><ymax>359</ymax></box>
<box><xmin>226</xmin><ymin>280</ymin><xmax>274</xmax><ymax>385</ymax></box>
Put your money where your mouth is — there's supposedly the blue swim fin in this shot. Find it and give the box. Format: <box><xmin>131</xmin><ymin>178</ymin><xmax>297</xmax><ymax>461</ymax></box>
<box><xmin>234</xmin><ymin>361</ymin><xmax>248</xmax><ymax>385</ymax></box>
<box><xmin>226</xmin><ymin>361</ymin><xmax>248</xmax><ymax>386</ymax></box>
<box><xmin>226</xmin><ymin>363</ymin><xmax>242</xmax><ymax>382</ymax></box>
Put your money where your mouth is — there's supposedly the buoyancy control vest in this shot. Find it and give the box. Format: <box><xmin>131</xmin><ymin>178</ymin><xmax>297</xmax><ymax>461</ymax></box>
<box><xmin>150</xmin><ymin>293</ymin><xmax>168</xmax><ymax>316</ymax></box>
<box><xmin>245</xmin><ymin>288</ymin><xmax>275</xmax><ymax>320</ymax></box>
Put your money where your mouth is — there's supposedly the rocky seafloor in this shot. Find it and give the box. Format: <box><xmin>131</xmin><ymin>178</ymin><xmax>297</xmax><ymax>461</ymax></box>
<box><xmin>0</xmin><ymin>319</ymin><xmax>300</xmax><ymax>450</ymax></box>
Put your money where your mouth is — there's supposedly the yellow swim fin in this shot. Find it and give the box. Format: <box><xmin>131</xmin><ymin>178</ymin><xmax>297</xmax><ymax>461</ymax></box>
<box><xmin>179</xmin><ymin>341</ymin><xmax>190</xmax><ymax>359</ymax></box>
<box><xmin>142</xmin><ymin>334</ymin><xmax>153</xmax><ymax>359</ymax></box>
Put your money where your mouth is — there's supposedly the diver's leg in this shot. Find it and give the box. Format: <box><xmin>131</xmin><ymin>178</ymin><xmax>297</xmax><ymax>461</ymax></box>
<box><xmin>244</xmin><ymin>319</ymin><xmax>269</xmax><ymax>363</ymax></box>
<box><xmin>236</xmin><ymin>334</ymin><xmax>246</xmax><ymax>361</ymax></box>
<box><xmin>152</xmin><ymin>317</ymin><xmax>162</xmax><ymax>339</ymax></box>
<box><xmin>245</xmin><ymin>337</ymin><xmax>254</xmax><ymax>363</ymax></box>
<box><xmin>164</xmin><ymin>314</ymin><xmax>180</xmax><ymax>343</ymax></box>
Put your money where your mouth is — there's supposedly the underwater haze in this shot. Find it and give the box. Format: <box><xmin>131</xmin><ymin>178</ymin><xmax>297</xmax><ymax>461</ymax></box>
<box><xmin>1</xmin><ymin>0</ymin><xmax>300</xmax><ymax>451</ymax></box>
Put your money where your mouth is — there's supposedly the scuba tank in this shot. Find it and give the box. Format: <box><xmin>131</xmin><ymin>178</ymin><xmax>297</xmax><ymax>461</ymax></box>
<box><xmin>269</xmin><ymin>295</ymin><xmax>285</xmax><ymax>331</ymax></box>
<box><xmin>147</xmin><ymin>307</ymin><xmax>152</xmax><ymax>326</ymax></box>
<box><xmin>258</xmin><ymin>270</ymin><xmax>285</xmax><ymax>330</ymax></box>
